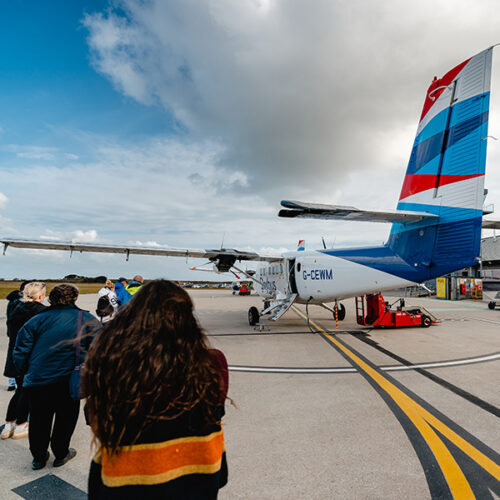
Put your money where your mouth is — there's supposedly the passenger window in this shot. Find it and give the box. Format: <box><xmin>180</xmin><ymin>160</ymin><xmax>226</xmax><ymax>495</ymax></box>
<box><xmin>297</xmin><ymin>263</ymin><xmax>301</xmax><ymax>272</ymax></box>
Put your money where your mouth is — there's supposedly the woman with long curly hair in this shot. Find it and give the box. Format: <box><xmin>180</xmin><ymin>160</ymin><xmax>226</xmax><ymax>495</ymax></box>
<box><xmin>84</xmin><ymin>280</ymin><xmax>229</xmax><ymax>499</ymax></box>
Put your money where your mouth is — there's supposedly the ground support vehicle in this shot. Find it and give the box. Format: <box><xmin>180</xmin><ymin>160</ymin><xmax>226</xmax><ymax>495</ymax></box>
<box><xmin>355</xmin><ymin>294</ymin><xmax>438</xmax><ymax>328</ymax></box>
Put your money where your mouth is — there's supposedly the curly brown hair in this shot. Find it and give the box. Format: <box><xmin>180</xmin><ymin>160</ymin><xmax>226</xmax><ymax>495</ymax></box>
<box><xmin>49</xmin><ymin>283</ymin><xmax>79</xmax><ymax>306</ymax></box>
<box><xmin>82</xmin><ymin>280</ymin><xmax>224</xmax><ymax>454</ymax></box>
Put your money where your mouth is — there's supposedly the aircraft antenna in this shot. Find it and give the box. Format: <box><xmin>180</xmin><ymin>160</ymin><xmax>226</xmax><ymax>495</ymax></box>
<box><xmin>322</xmin><ymin>237</ymin><xmax>326</xmax><ymax>249</ymax></box>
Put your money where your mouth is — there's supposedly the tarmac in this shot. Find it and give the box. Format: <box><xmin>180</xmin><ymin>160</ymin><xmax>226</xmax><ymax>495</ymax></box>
<box><xmin>0</xmin><ymin>290</ymin><xmax>499</xmax><ymax>499</ymax></box>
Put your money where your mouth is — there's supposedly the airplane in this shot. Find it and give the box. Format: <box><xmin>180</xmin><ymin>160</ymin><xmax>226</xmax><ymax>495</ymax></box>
<box><xmin>2</xmin><ymin>46</ymin><xmax>500</xmax><ymax>327</ymax></box>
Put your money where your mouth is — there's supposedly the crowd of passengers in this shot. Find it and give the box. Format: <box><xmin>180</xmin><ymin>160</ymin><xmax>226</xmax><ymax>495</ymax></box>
<box><xmin>2</xmin><ymin>278</ymin><xmax>229</xmax><ymax>499</ymax></box>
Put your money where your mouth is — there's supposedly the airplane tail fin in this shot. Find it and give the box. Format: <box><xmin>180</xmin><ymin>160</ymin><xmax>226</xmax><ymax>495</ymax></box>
<box><xmin>297</xmin><ymin>240</ymin><xmax>305</xmax><ymax>251</ymax></box>
<box><xmin>388</xmin><ymin>47</ymin><xmax>493</xmax><ymax>278</ymax></box>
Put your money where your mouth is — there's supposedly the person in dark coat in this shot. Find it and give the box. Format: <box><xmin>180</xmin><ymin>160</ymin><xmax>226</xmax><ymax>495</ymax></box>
<box><xmin>2</xmin><ymin>282</ymin><xmax>47</xmax><ymax>440</ymax></box>
<box><xmin>13</xmin><ymin>284</ymin><xmax>97</xmax><ymax>470</ymax></box>
<box><xmin>5</xmin><ymin>282</ymin><xmax>34</xmax><ymax>391</ymax></box>
<box><xmin>6</xmin><ymin>288</ymin><xmax>23</xmax><ymax>391</ymax></box>
<box><xmin>5</xmin><ymin>281</ymin><xmax>32</xmax><ymax>318</ymax></box>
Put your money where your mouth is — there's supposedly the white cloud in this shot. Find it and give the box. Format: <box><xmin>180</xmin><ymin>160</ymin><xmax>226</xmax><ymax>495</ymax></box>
<box><xmin>2</xmin><ymin>145</ymin><xmax>58</xmax><ymax>161</ymax></box>
<box><xmin>130</xmin><ymin>240</ymin><xmax>167</xmax><ymax>248</ymax></box>
<box><xmin>0</xmin><ymin>192</ymin><xmax>8</xmax><ymax>210</ymax></box>
<box><xmin>39</xmin><ymin>229</ymin><xmax>101</xmax><ymax>243</ymax></box>
<box><xmin>1</xmin><ymin>145</ymin><xmax>81</xmax><ymax>162</ymax></box>
<box><xmin>72</xmin><ymin>229</ymin><xmax>99</xmax><ymax>243</ymax></box>
<box><xmin>3</xmin><ymin>1</ymin><xmax>500</xmax><ymax>280</ymax></box>
<box><xmin>83</xmin><ymin>0</ymin><xmax>500</xmax><ymax>194</ymax></box>
<box><xmin>0</xmin><ymin>135</ymin><xmax>400</xmax><ymax>255</ymax></box>
<box><xmin>17</xmin><ymin>151</ymin><xmax>56</xmax><ymax>160</ymax></box>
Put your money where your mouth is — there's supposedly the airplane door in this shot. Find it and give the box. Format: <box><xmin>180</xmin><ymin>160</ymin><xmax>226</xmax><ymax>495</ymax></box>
<box><xmin>288</xmin><ymin>259</ymin><xmax>298</xmax><ymax>294</ymax></box>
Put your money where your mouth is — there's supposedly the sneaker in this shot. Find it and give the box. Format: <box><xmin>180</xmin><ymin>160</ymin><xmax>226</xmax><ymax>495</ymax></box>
<box><xmin>1</xmin><ymin>422</ymin><xmax>15</xmax><ymax>439</ymax></box>
<box><xmin>53</xmin><ymin>448</ymin><xmax>77</xmax><ymax>467</ymax></box>
<box><xmin>12</xmin><ymin>422</ymin><xmax>28</xmax><ymax>439</ymax></box>
<box><xmin>32</xmin><ymin>451</ymin><xmax>49</xmax><ymax>470</ymax></box>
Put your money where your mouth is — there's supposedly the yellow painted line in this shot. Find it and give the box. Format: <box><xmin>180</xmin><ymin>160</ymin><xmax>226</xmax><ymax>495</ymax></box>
<box><xmin>292</xmin><ymin>306</ymin><xmax>500</xmax><ymax>496</ymax></box>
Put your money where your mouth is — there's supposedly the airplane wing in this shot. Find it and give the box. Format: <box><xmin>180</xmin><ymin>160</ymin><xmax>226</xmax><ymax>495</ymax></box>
<box><xmin>278</xmin><ymin>200</ymin><xmax>439</xmax><ymax>223</ymax></box>
<box><xmin>0</xmin><ymin>239</ymin><xmax>281</xmax><ymax>270</ymax></box>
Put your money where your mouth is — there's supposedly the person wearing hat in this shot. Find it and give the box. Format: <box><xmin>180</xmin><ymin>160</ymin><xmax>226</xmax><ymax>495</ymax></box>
<box><xmin>114</xmin><ymin>277</ymin><xmax>131</xmax><ymax>306</ymax></box>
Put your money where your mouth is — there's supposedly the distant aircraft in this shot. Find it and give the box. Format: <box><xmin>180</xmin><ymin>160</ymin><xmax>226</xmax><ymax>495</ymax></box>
<box><xmin>3</xmin><ymin>46</ymin><xmax>500</xmax><ymax>326</ymax></box>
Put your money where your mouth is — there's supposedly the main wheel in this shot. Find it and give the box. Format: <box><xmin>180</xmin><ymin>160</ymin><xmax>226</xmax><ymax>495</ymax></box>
<box><xmin>248</xmin><ymin>306</ymin><xmax>260</xmax><ymax>326</ymax></box>
<box><xmin>421</xmin><ymin>315</ymin><xmax>431</xmax><ymax>328</ymax></box>
<box><xmin>333</xmin><ymin>303</ymin><xmax>346</xmax><ymax>321</ymax></box>
<box><xmin>488</xmin><ymin>301</ymin><xmax>496</xmax><ymax>310</ymax></box>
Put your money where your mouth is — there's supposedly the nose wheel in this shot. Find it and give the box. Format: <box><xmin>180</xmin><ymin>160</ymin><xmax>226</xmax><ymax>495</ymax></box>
<box><xmin>248</xmin><ymin>306</ymin><xmax>260</xmax><ymax>326</ymax></box>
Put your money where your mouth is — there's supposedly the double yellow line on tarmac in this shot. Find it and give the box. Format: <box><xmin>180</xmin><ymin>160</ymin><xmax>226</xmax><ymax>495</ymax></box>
<box><xmin>292</xmin><ymin>306</ymin><xmax>500</xmax><ymax>499</ymax></box>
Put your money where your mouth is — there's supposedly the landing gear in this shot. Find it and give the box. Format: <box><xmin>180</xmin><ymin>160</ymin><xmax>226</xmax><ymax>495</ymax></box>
<box><xmin>488</xmin><ymin>301</ymin><xmax>497</xmax><ymax>310</ymax></box>
<box><xmin>333</xmin><ymin>303</ymin><xmax>346</xmax><ymax>321</ymax></box>
<box><xmin>248</xmin><ymin>306</ymin><xmax>260</xmax><ymax>326</ymax></box>
<box><xmin>263</xmin><ymin>300</ymin><xmax>271</xmax><ymax>310</ymax></box>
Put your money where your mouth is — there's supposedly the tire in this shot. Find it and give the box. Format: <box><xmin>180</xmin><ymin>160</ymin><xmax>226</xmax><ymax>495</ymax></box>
<box><xmin>488</xmin><ymin>301</ymin><xmax>496</xmax><ymax>310</ymax></box>
<box><xmin>421</xmin><ymin>315</ymin><xmax>431</xmax><ymax>328</ymax></box>
<box><xmin>336</xmin><ymin>303</ymin><xmax>346</xmax><ymax>321</ymax></box>
<box><xmin>248</xmin><ymin>306</ymin><xmax>260</xmax><ymax>326</ymax></box>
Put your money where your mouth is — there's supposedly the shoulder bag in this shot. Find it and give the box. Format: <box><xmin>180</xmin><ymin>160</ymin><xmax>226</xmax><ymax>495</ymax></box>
<box><xmin>69</xmin><ymin>311</ymin><xmax>84</xmax><ymax>400</ymax></box>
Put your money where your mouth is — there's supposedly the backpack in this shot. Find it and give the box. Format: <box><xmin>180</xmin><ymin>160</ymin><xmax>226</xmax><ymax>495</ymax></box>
<box><xmin>96</xmin><ymin>295</ymin><xmax>114</xmax><ymax>319</ymax></box>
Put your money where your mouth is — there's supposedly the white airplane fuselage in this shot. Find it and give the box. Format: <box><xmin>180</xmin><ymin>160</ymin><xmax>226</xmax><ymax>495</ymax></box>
<box><xmin>253</xmin><ymin>250</ymin><xmax>414</xmax><ymax>304</ymax></box>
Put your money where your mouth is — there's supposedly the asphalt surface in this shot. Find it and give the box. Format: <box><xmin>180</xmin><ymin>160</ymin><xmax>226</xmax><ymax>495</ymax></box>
<box><xmin>0</xmin><ymin>290</ymin><xmax>499</xmax><ymax>499</ymax></box>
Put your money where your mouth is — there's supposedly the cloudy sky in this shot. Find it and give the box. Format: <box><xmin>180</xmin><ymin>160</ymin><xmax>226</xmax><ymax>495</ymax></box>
<box><xmin>1</xmin><ymin>0</ymin><xmax>500</xmax><ymax>280</ymax></box>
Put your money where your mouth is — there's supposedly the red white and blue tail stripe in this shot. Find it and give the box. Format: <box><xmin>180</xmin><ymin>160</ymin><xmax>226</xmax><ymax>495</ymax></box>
<box><xmin>387</xmin><ymin>47</ymin><xmax>493</xmax><ymax>280</ymax></box>
<box><xmin>323</xmin><ymin>47</ymin><xmax>494</xmax><ymax>284</ymax></box>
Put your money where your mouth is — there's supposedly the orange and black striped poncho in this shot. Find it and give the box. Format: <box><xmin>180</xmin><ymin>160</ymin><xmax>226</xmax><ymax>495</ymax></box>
<box><xmin>88</xmin><ymin>349</ymin><xmax>229</xmax><ymax>499</ymax></box>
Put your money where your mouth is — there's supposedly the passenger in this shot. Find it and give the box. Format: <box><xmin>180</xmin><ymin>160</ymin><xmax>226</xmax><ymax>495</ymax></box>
<box><xmin>5</xmin><ymin>282</ymin><xmax>31</xmax><ymax>391</ymax></box>
<box><xmin>84</xmin><ymin>280</ymin><xmax>229</xmax><ymax>499</ymax></box>
<box><xmin>96</xmin><ymin>280</ymin><xmax>119</xmax><ymax>322</ymax></box>
<box><xmin>113</xmin><ymin>277</ymin><xmax>131</xmax><ymax>306</ymax></box>
<box><xmin>125</xmin><ymin>275</ymin><xmax>144</xmax><ymax>297</ymax></box>
<box><xmin>5</xmin><ymin>281</ymin><xmax>33</xmax><ymax>328</ymax></box>
<box><xmin>2</xmin><ymin>282</ymin><xmax>47</xmax><ymax>440</ymax></box>
<box><xmin>13</xmin><ymin>284</ymin><xmax>97</xmax><ymax>470</ymax></box>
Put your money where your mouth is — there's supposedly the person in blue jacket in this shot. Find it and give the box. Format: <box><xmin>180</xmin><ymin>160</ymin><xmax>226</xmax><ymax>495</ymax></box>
<box><xmin>114</xmin><ymin>277</ymin><xmax>131</xmax><ymax>306</ymax></box>
<box><xmin>13</xmin><ymin>284</ymin><xmax>97</xmax><ymax>470</ymax></box>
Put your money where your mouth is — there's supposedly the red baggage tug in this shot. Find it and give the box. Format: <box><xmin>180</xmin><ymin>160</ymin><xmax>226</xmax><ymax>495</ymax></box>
<box><xmin>355</xmin><ymin>294</ymin><xmax>438</xmax><ymax>328</ymax></box>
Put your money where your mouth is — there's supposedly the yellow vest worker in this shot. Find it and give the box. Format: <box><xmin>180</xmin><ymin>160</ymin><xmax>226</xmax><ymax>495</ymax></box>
<box><xmin>125</xmin><ymin>275</ymin><xmax>144</xmax><ymax>296</ymax></box>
